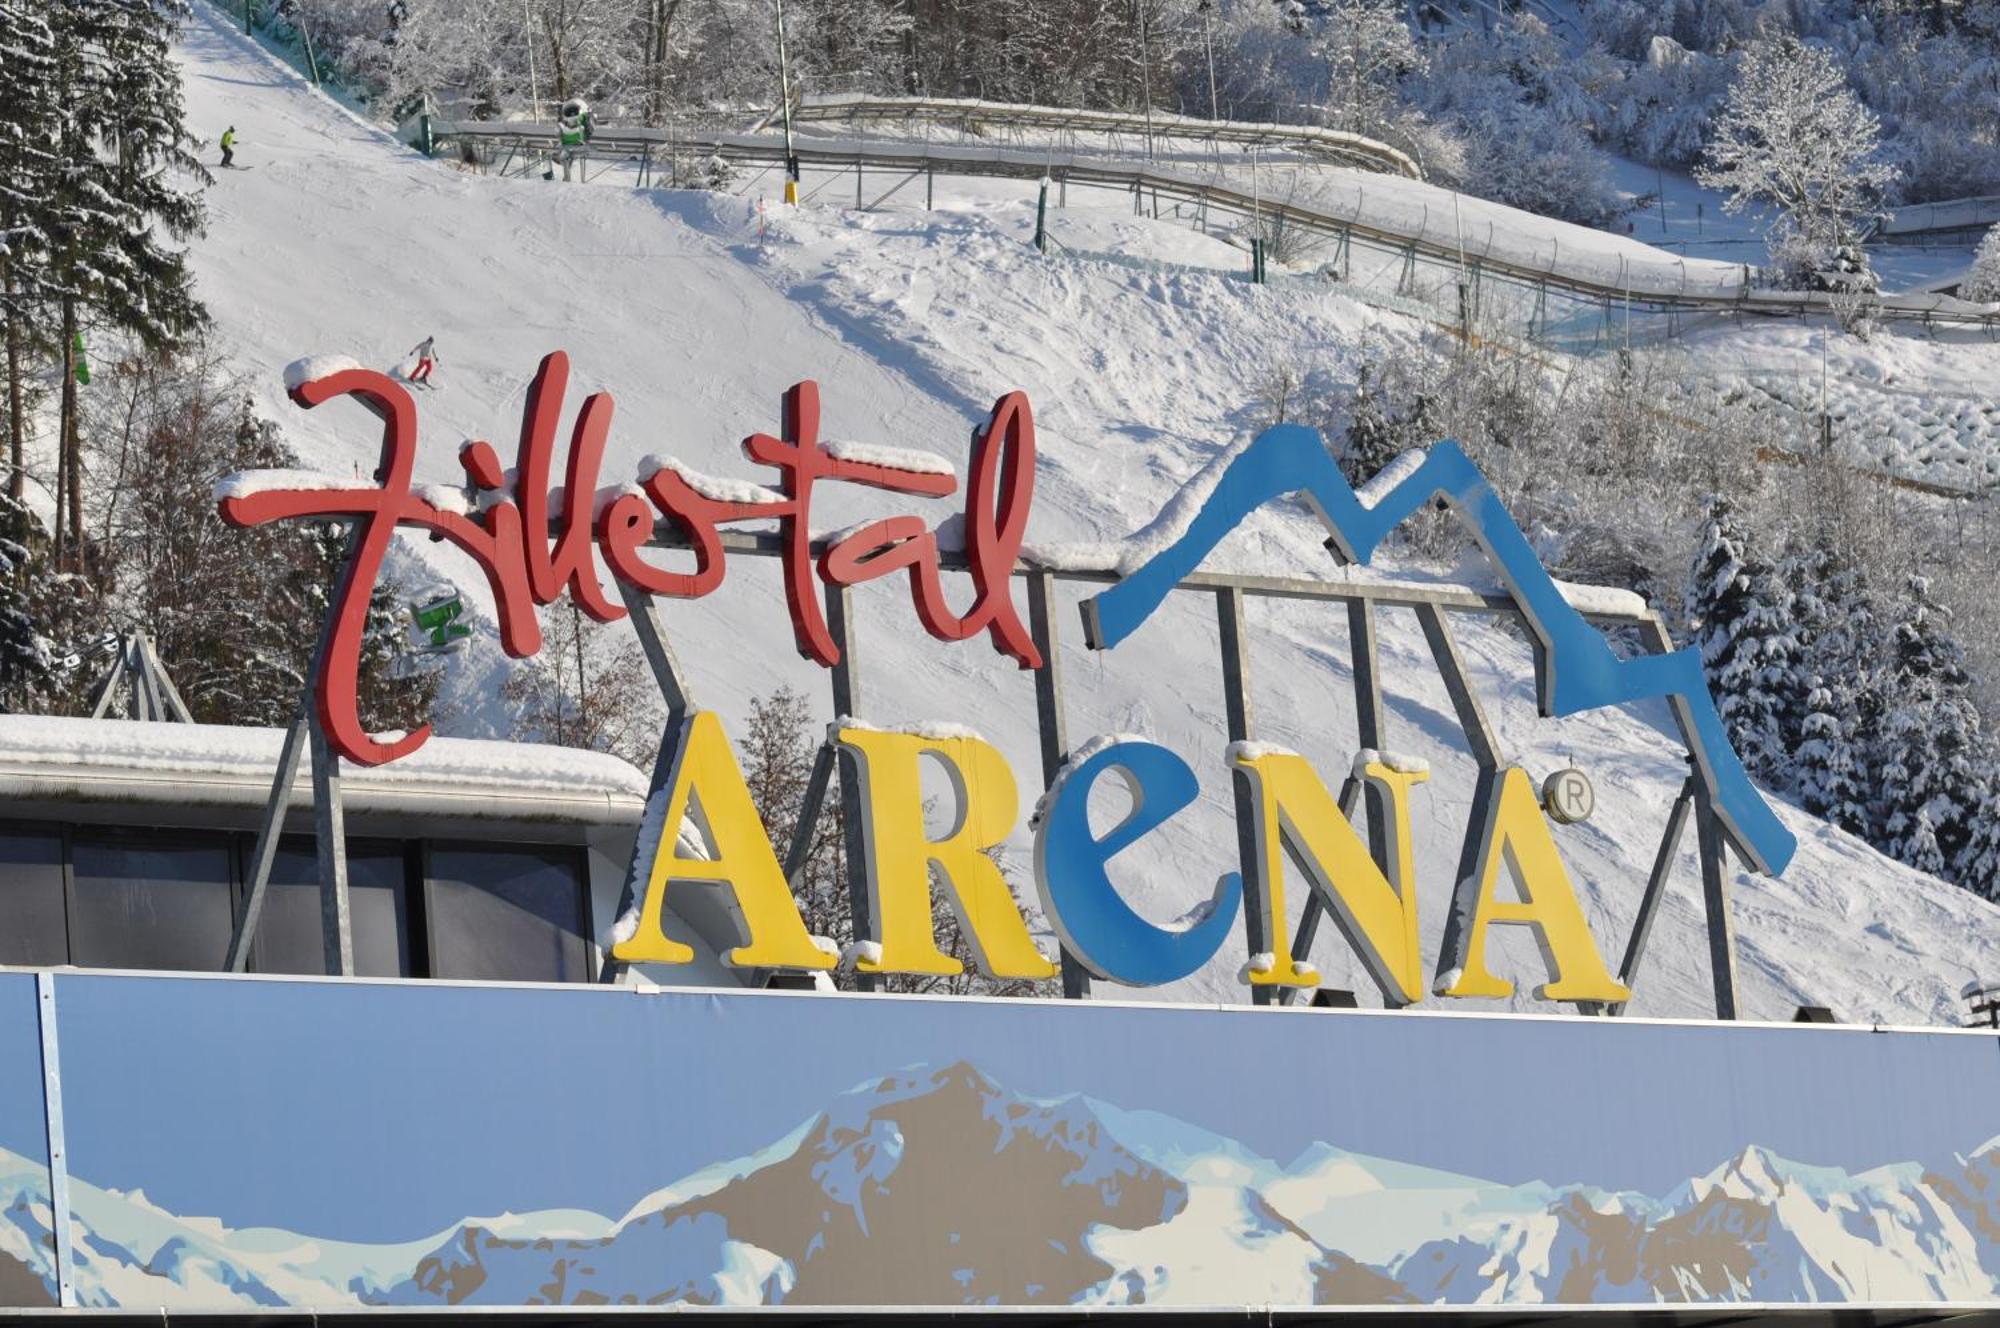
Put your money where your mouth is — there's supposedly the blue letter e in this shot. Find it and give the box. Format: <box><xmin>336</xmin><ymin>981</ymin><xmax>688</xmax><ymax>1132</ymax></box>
<box><xmin>1033</xmin><ymin>740</ymin><xmax>1241</xmax><ymax>987</ymax></box>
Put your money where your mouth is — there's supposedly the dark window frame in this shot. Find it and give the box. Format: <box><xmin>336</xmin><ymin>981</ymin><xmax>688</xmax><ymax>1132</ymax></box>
<box><xmin>241</xmin><ymin>834</ymin><xmax>421</xmax><ymax>979</ymax></box>
<box><xmin>66</xmin><ymin>824</ymin><xmax>241</xmax><ymax>973</ymax></box>
<box><xmin>0</xmin><ymin>821</ymin><xmax>592</xmax><ymax>985</ymax></box>
<box><xmin>420</xmin><ymin>839</ymin><xmax>594</xmax><ymax>984</ymax></box>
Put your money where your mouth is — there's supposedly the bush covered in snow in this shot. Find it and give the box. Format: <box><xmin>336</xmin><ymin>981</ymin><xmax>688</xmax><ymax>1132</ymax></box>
<box><xmin>1964</xmin><ymin>227</ymin><xmax>2000</xmax><ymax>304</ymax></box>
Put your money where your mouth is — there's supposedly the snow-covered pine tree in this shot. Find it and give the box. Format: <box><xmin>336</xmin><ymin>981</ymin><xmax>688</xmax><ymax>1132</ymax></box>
<box><xmin>1338</xmin><ymin>361</ymin><xmax>1438</xmax><ymax>487</ymax></box>
<box><xmin>1958</xmin><ymin>777</ymin><xmax>2000</xmax><ymax>899</ymax></box>
<box><xmin>1785</xmin><ymin>547</ymin><xmax>1883</xmax><ymax>836</ymax></box>
<box><xmin>1795</xmin><ymin>675</ymin><xmax>1870</xmax><ymax>833</ymax></box>
<box><xmin>0</xmin><ymin>0</ymin><xmax>59</xmax><ymax>502</ymax></box>
<box><xmin>1778</xmin><ymin>541</ymin><xmax>1838</xmax><ymax>755</ymax></box>
<box><xmin>0</xmin><ymin>493</ymin><xmax>58</xmax><ymax>710</ymax></box>
<box><xmin>45</xmin><ymin>0</ymin><xmax>209</xmax><ymax>563</ymax></box>
<box><xmin>1685</xmin><ymin>495</ymin><xmax>1794</xmax><ymax>781</ymax></box>
<box><xmin>1877</xmin><ymin>574</ymin><xmax>1984</xmax><ymax>876</ymax></box>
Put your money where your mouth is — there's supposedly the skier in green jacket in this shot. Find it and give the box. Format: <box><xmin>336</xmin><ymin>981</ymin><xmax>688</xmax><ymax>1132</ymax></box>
<box><xmin>220</xmin><ymin>126</ymin><xmax>237</xmax><ymax>169</ymax></box>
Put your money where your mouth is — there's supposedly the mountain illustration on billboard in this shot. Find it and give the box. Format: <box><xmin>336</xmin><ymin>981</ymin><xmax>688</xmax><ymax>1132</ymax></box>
<box><xmin>4</xmin><ymin>1061</ymin><xmax>2000</xmax><ymax>1309</ymax></box>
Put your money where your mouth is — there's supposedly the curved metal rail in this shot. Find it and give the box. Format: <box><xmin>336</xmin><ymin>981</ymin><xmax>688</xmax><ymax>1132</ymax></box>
<box><xmin>431</xmin><ymin>120</ymin><xmax>2000</xmax><ymax>333</ymax></box>
<box><xmin>1875</xmin><ymin>195</ymin><xmax>2000</xmax><ymax>244</ymax></box>
<box><xmin>758</xmin><ymin>93</ymin><xmax>1426</xmax><ymax>179</ymax></box>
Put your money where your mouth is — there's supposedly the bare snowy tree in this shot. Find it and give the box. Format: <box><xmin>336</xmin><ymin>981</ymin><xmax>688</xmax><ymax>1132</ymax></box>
<box><xmin>1697</xmin><ymin>36</ymin><xmax>1899</xmax><ymax>269</ymax></box>
<box><xmin>502</xmin><ymin>598</ymin><xmax>660</xmax><ymax>768</ymax></box>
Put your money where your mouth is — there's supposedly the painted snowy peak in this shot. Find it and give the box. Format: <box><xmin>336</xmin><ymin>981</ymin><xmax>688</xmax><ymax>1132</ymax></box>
<box><xmin>7</xmin><ymin>1065</ymin><xmax>2000</xmax><ymax>1309</ymax></box>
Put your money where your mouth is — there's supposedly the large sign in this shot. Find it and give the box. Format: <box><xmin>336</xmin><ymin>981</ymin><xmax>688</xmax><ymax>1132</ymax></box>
<box><xmin>219</xmin><ymin>353</ymin><xmax>1795</xmax><ymax>1003</ymax></box>
<box><xmin>3</xmin><ymin>972</ymin><xmax>1998</xmax><ymax>1311</ymax></box>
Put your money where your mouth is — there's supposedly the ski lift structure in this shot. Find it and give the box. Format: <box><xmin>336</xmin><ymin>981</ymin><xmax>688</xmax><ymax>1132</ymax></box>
<box><xmin>84</xmin><ymin>631</ymin><xmax>194</xmax><ymax>724</ymax></box>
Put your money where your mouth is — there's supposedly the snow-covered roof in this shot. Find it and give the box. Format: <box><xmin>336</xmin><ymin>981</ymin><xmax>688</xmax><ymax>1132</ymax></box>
<box><xmin>0</xmin><ymin>716</ymin><xmax>647</xmax><ymax>829</ymax></box>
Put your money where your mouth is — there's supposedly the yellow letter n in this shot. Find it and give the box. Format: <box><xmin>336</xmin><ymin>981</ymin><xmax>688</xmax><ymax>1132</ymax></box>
<box><xmin>1232</xmin><ymin>749</ymin><xmax>1427</xmax><ymax>1004</ymax></box>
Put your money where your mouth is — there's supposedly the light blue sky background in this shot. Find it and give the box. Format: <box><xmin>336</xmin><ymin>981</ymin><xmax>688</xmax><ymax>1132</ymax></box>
<box><xmin>10</xmin><ymin>974</ymin><xmax>1998</xmax><ymax>1243</ymax></box>
<box><xmin>0</xmin><ymin>975</ymin><xmax>47</xmax><ymax>1176</ymax></box>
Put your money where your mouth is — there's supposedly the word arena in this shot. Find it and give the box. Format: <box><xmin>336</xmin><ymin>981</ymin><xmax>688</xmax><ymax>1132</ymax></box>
<box><xmin>221</xmin><ymin>352</ymin><xmax>1793</xmax><ymax>1006</ymax></box>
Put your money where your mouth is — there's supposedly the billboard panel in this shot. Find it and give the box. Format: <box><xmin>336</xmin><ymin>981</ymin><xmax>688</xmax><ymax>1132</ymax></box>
<box><xmin>0</xmin><ymin>973</ymin><xmax>53</xmax><ymax>1308</ymax></box>
<box><xmin>9</xmin><ymin>972</ymin><xmax>2000</xmax><ymax>1310</ymax></box>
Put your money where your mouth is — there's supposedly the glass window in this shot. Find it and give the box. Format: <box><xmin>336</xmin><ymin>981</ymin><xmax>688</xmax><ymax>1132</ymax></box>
<box><xmin>425</xmin><ymin>844</ymin><xmax>589</xmax><ymax>982</ymax></box>
<box><xmin>70</xmin><ymin>832</ymin><xmax>234</xmax><ymax>971</ymax></box>
<box><xmin>0</xmin><ymin>830</ymin><xmax>67</xmax><ymax>965</ymax></box>
<box><xmin>254</xmin><ymin>841</ymin><xmax>412</xmax><ymax>978</ymax></box>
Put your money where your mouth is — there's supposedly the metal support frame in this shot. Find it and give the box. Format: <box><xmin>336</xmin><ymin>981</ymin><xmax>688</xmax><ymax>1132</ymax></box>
<box><xmin>1275</xmin><ymin>595</ymin><xmax>1403</xmax><ymax>1004</ymax></box>
<box><xmin>781</xmin><ymin>742</ymin><xmax>838</xmax><ymax>892</ymax></box>
<box><xmin>87</xmin><ymin>631</ymin><xmax>194</xmax><ymax>723</ymax></box>
<box><xmin>228</xmin><ymin>521</ymin><xmax>364</xmax><ymax>978</ymax></box>
<box><xmin>310</xmin><ymin>721</ymin><xmax>352</xmax><ymax>977</ymax></box>
<box><xmin>224</xmin><ymin>707</ymin><xmax>309</xmax><ymax>972</ymax></box>
<box><xmin>597</xmin><ymin>578</ymin><xmax>695</xmax><ymax>985</ymax></box>
<box><xmin>1693</xmin><ymin>778</ymin><xmax>1739</xmax><ymax>1020</ymax></box>
<box><xmin>1277</xmin><ymin>775</ymin><xmax>1361</xmax><ymax>1008</ymax></box>
<box><xmin>1347</xmin><ymin>600</ymin><xmax>1389</xmax><ymax>855</ymax></box>
<box><xmin>825</xmin><ymin>584</ymin><xmax>877</xmax><ymax>992</ymax></box>
<box><xmin>1027</xmin><ymin>571</ymin><xmax>1089</xmax><ymax>999</ymax></box>
<box><xmin>35</xmin><ymin>972</ymin><xmax>75</xmax><ymax>1308</ymax></box>
<box><xmin>1414</xmin><ymin>604</ymin><xmax>1500</xmax><ymax>770</ymax></box>
<box><xmin>1216</xmin><ymin>586</ymin><xmax>1272</xmax><ymax>1006</ymax></box>
<box><xmin>1608</xmin><ymin>776</ymin><xmax>1696</xmax><ymax>1013</ymax></box>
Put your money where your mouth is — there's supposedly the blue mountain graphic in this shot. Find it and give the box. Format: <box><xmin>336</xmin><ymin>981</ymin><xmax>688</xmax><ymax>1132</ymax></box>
<box><xmin>1079</xmin><ymin>426</ymin><xmax>1794</xmax><ymax>875</ymax></box>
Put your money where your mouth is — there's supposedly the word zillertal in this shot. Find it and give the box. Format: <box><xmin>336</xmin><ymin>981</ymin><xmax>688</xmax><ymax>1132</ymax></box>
<box><xmin>219</xmin><ymin>351</ymin><xmax>1794</xmax><ymax>1005</ymax></box>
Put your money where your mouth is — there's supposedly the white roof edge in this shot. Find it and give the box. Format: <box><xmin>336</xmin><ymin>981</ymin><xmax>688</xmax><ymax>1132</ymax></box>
<box><xmin>0</xmin><ymin>715</ymin><xmax>649</xmax><ymax>822</ymax></box>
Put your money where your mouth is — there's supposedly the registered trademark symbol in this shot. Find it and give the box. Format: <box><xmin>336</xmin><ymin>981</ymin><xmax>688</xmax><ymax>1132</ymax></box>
<box><xmin>1542</xmin><ymin>768</ymin><xmax>1595</xmax><ymax>824</ymax></box>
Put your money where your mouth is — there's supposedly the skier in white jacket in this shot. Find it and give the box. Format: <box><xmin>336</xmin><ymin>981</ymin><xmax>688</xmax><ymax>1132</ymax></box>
<box><xmin>407</xmin><ymin>336</ymin><xmax>439</xmax><ymax>386</ymax></box>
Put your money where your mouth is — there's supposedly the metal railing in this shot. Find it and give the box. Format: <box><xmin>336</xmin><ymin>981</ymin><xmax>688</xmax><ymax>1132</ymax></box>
<box><xmin>1874</xmin><ymin>195</ymin><xmax>2000</xmax><ymax>243</ymax></box>
<box><xmin>759</xmin><ymin>93</ymin><xmax>1425</xmax><ymax>178</ymax></box>
<box><xmin>430</xmin><ymin>120</ymin><xmax>2000</xmax><ymax>342</ymax></box>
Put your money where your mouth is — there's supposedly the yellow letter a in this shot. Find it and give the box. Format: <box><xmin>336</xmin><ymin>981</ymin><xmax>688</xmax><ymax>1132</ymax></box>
<box><xmin>835</xmin><ymin>726</ymin><xmax>1058</xmax><ymax>981</ymax></box>
<box><xmin>1434</xmin><ymin>767</ymin><xmax>1629</xmax><ymax>1003</ymax></box>
<box><xmin>612</xmin><ymin>710</ymin><xmax>835</xmax><ymax>971</ymax></box>
<box><xmin>1233</xmin><ymin>750</ymin><xmax>1426</xmax><ymax>1002</ymax></box>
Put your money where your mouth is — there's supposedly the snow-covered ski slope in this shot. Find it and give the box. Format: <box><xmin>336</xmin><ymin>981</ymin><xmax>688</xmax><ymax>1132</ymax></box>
<box><xmin>176</xmin><ymin>1</ymin><xmax>2000</xmax><ymax>1026</ymax></box>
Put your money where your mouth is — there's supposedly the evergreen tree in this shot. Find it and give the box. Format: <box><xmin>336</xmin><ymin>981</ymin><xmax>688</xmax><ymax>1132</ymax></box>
<box><xmin>1338</xmin><ymin>362</ymin><xmax>1438</xmax><ymax>487</ymax></box>
<box><xmin>45</xmin><ymin>0</ymin><xmax>209</xmax><ymax>565</ymax></box>
<box><xmin>0</xmin><ymin>489</ymin><xmax>111</xmax><ymax>714</ymax></box>
<box><xmin>1685</xmin><ymin>495</ymin><xmax>1794</xmax><ymax>781</ymax></box>
<box><xmin>0</xmin><ymin>0</ymin><xmax>58</xmax><ymax>501</ymax></box>
<box><xmin>1877</xmin><ymin>575</ymin><xmax>1983</xmax><ymax>875</ymax></box>
<box><xmin>1795</xmin><ymin>675</ymin><xmax>1870</xmax><ymax>834</ymax></box>
<box><xmin>1959</xmin><ymin>780</ymin><xmax>2000</xmax><ymax>900</ymax></box>
<box><xmin>0</xmin><ymin>494</ymin><xmax>59</xmax><ymax>709</ymax></box>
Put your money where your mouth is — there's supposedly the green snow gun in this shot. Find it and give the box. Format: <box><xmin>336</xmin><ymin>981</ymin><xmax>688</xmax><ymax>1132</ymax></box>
<box><xmin>410</xmin><ymin>591</ymin><xmax>471</xmax><ymax>650</ymax></box>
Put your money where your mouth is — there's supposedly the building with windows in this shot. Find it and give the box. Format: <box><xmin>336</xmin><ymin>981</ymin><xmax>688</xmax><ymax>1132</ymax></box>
<box><xmin>0</xmin><ymin>714</ymin><xmax>739</xmax><ymax>986</ymax></box>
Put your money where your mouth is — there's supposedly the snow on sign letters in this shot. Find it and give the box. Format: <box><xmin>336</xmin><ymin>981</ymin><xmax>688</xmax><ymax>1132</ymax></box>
<box><xmin>218</xmin><ymin>350</ymin><xmax>1796</xmax><ymax>1004</ymax></box>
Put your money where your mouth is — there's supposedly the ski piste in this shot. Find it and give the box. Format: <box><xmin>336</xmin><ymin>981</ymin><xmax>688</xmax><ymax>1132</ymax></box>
<box><xmin>2</xmin><ymin>0</ymin><xmax>2000</xmax><ymax>1318</ymax></box>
